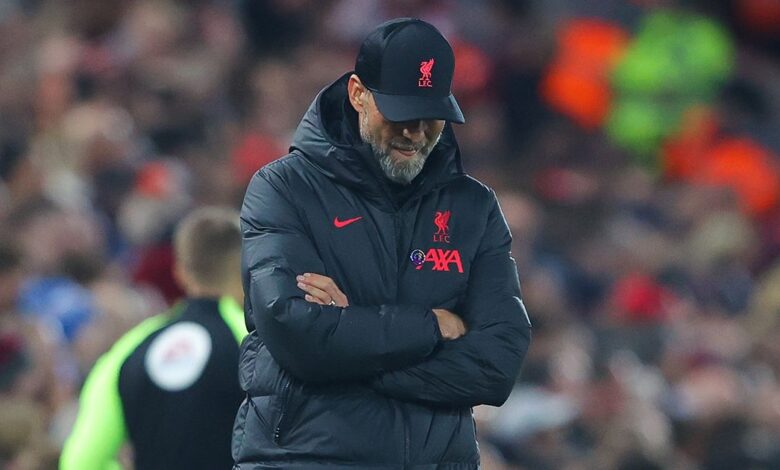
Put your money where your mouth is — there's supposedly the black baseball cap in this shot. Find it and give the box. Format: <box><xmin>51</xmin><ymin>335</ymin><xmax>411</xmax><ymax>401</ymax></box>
<box><xmin>355</xmin><ymin>18</ymin><xmax>465</xmax><ymax>124</ymax></box>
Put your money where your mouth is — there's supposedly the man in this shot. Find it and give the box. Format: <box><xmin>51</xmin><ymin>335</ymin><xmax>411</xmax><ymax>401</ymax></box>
<box><xmin>233</xmin><ymin>18</ymin><xmax>532</xmax><ymax>468</ymax></box>
<box><xmin>61</xmin><ymin>207</ymin><xmax>248</xmax><ymax>470</ymax></box>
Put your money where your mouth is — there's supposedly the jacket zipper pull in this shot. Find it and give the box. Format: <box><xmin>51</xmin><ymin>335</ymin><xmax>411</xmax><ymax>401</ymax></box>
<box><xmin>273</xmin><ymin>380</ymin><xmax>291</xmax><ymax>443</ymax></box>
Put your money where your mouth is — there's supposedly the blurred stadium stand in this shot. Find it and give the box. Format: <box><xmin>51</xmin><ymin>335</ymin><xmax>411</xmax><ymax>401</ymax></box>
<box><xmin>1</xmin><ymin>0</ymin><xmax>779</xmax><ymax>468</ymax></box>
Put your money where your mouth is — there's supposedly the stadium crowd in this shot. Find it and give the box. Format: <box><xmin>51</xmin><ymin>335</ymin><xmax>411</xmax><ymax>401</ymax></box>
<box><xmin>0</xmin><ymin>0</ymin><xmax>779</xmax><ymax>468</ymax></box>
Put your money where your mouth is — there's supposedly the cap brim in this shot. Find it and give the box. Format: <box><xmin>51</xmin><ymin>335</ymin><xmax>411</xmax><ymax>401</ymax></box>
<box><xmin>371</xmin><ymin>92</ymin><xmax>465</xmax><ymax>124</ymax></box>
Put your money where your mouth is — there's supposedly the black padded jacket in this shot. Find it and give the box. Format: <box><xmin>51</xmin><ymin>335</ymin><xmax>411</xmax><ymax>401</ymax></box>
<box><xmin>232</xmin><ymin>73</ymin><xmax>531</xmax><ymax>469</ymax></box>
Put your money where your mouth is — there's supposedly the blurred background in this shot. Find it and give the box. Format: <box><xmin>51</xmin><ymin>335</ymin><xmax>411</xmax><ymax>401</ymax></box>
<box><xmin>1</xmin><ymin>0</ymin><xmax>779</xmax><ymax>468</ymax></box>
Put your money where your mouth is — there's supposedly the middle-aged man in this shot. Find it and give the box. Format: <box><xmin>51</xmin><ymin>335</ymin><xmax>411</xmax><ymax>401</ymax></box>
<box><xmin>233</xmin><ymin>18</ymin><xmax>532</xmax><ymax>468</ymax></box>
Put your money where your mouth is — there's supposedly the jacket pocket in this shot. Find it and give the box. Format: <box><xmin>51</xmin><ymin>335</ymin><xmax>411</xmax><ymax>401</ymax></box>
<box><xmin>247</xmin><ymin>394</ymin><xmax>276</xmax><ymax>443</ymax></box>
<box><xmin>247</xmin><ymin>374</ymin><xmax>296</xmax><ymax>446</ymax></box>
<box><xmin>271</xmin><ymin>373</ymin><xmax>296</xmax><ymax>444</ymax></box>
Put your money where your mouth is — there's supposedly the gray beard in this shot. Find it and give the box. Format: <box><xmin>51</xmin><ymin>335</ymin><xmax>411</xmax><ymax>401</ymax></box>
<box><xmin>375</xmin><ymin>146</ymin><xmax>427</xmax><ymax>185</ymax></box>
<box><xmin>359</xmin><ymin>112</ymin><xmax>440</xmax><ymax>185</ymax></box>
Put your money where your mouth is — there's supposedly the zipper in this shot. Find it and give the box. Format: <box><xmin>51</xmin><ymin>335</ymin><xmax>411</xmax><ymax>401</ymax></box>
<box><xmin>392</xmin><ymin>209</ymin><xmax>411</xmax><ymax>465</ymax></box>
<box><xmin>273</xmin><ymin>379</ymin><xmax>292</xmax><ymax>443</ymax></box>
<box><xmin>393</xmin><ymin>212</ymin><xmax>404</xmax><ymax>297</ymax></box>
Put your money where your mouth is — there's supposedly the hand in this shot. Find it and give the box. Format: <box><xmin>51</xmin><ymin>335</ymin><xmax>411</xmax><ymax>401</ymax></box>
<box><xmin>432</xmin><ymin>309</ymin><xmax>466</xmax><ymax>340</ymax></box>
<box><xmin>296</xmin><ymin>273</ymin><xmax>349</xmax><ymax>307</ymax></box>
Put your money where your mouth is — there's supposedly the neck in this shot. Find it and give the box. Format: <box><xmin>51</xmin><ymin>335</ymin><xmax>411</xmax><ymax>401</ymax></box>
<box><xmin>185</xmin><ymin>284</ymin><xmax>223</xmax><ymax>299</ymax></box>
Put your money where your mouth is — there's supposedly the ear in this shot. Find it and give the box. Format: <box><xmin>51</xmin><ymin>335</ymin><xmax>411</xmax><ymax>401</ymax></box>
<box><xmin>347</xmin><ymin>74</ymin><xmax>367</xmax><ymax>113</ymax></box>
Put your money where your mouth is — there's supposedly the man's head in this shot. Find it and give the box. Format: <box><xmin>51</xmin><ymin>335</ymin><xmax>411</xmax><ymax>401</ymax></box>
<box><xmin>348</xmin><ymin>77</ymin><xmax>444</xmax><ymax>185</ymax></box>
<box><xmin>348</xmin><ymin>18</ymin><xmax>464</xmax><ymax>185</ymax></box>
<box><xmin>173</xmin><ymin>207</ymin><xmax>242</xmax><ymax>302</ymax></box>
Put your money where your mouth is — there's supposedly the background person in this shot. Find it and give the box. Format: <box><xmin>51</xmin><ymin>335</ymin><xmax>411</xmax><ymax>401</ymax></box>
<box><xmin>60</xmin><ymin>206</ymin><xmax>247</xmax><ymax>470</ymax></box>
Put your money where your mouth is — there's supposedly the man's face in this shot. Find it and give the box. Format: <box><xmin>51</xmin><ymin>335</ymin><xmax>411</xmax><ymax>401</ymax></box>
<box><xmin>355</xmin><ymin>89</ymin><xmax>445</xmax><ymax>185</ymax></box>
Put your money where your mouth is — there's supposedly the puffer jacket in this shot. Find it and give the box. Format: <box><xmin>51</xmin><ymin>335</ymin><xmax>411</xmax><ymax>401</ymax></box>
<box><xmin>232</xmin><ymin>72</ymin><xmax>531</xmax><ymax>469</ymax></box>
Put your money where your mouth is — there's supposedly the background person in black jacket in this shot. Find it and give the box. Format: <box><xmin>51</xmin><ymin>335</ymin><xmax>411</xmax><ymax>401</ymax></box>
<box><xmin>233</xmin><ymin>18</ymin><xmax>532</xmax><ymax>468</ymax></box>
<box><xmin>61</xmin><ymin>207</ymin><xmax>248</xmax><ymax>470</ymax></box>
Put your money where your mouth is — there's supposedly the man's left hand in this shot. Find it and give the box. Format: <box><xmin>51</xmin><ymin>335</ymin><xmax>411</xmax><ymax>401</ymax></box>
<box><xmin>297</xmin><ymin>273</ymin><xmax>350</xmax><ymax>307</ymax></box>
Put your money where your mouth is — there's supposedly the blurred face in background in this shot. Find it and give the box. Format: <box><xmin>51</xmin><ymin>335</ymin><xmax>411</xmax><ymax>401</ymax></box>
<box><xmin>348</xmin><ymin>75</ymin><xmax>445</xmax><ymax>185</ymax></box>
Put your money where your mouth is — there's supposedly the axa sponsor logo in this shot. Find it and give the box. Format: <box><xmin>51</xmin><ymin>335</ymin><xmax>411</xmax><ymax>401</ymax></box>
<box><xmin>414</xmin><ymin>248</ymin><xmax>464</xmax><ymax>273</ymax></box>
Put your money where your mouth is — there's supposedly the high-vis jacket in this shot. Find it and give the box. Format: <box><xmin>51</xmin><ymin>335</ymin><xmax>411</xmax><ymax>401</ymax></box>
<box><xmin>232</xmin><ymin>73</ymin><xmax>532</xmax><ymax>469</ymax></box>
<box><xmin>61</xmin><ymin>297</ymin><xmax>247</xmax><ymax>470</ymax></box>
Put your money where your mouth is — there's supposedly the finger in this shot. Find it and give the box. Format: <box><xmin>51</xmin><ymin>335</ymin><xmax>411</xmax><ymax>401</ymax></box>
<box><xmin>299</xmin><ymin>274</ymin><xmax>344</xmax><ymax>301</ymax></box>
<box><xmin>298</xmin><ymin>273</ymin><xmax>337</xmax><ymax>292</ymax></box>
<box><xmin>332</xmin><ymin>291</ymin><xmax>348</xmax><ymax>307</ymax></box>
<box><xmin>304</xmin><ymin>294</ymin><xmax>326</xmax><ymax>305</ymax></box>
<box><xmin>298</xmin><ymin>274</ymin><xmax>349</xmax><ymax>307</ymax></box>
<box><xmin>297</xmin><ymin>281</ymin><xmax>331</xmax><ymax>304</ymax></box>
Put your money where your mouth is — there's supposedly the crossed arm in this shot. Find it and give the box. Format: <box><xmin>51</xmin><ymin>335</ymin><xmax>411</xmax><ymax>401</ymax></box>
<box><xmin>243</xmin><ymin>171</ymin><xmax>450</xmax><ymax>383</ymax></box>
<box><xmin>243</xmin><ymin>170</ymin><xmax>530</xmax><ymax>406</ymax></box>
<box><xmin>297</xmin><ymin>204</ymin><xmax>531</xmax><ymax>408</ymax></box>
<box><xmin>296</xmin><ymin>272</ymin><xmax>467</xmax><ymax>341</ymax></box>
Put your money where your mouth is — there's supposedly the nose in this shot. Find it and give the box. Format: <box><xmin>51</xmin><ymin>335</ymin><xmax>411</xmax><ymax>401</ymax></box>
<box><xmin>400</xmin><ymin>120</ymin><xmax>426</xmax><ymax>141</ymax></box>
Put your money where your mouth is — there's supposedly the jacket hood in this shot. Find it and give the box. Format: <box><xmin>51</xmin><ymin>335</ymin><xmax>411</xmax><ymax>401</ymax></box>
<box><xmin>290</xmin><ymin>73</ymin><xmax>464</xmax><ymax>207</ymax></box>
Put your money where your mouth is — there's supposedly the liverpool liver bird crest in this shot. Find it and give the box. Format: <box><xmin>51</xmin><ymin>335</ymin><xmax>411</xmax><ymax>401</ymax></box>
<box><xmin>418</xmin><ymin>58</ymin><xmax>434</xmax><ymax>87</ymax></box>
<box><xmin>433</xmin><ymin>210</ymin><xmax>451</xmax><ymax>243</ymax></box>
<box><xmin>434</xmin><ymin>210</ymin><xmax>450</xmax><ymax>235</ymax></box>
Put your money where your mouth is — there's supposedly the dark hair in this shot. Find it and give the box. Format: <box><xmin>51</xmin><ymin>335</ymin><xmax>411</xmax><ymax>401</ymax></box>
<box><xmin>173</xmin><ymin>207</ymin><xmax>241</xmax><ymax>287</ymax></box>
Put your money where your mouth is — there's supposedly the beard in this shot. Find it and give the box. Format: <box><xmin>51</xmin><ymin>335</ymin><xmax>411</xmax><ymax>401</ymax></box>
<box><xmin>359</xmin><ymin>111</ymin><xmax>441</xmax><ymax>185</ymax></box>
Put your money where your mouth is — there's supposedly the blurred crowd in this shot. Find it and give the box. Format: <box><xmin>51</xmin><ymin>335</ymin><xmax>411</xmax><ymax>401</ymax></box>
<box><xmin>1</xmin><ymin>0</ymin><xmax>779</xmax><ymax>469</ymax></box>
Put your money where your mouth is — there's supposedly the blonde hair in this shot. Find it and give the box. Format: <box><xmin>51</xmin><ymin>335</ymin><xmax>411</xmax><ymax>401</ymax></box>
<box><xmin>173</xmin><ymin>206</ymin><xmax>241</xmax><ymax>288</ymax></box>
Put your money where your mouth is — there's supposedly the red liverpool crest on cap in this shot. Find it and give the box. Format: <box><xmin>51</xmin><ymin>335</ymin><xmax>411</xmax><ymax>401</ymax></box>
<box><xmin>418</xmin><ymin>58</ymin><xmax>434</xmax><ymax>87</ymax></box>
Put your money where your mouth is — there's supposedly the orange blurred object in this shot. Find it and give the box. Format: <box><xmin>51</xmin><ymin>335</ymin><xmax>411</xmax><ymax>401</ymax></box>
<box><xmin>696</xmin><ymin>138</ymin><xmax>780</xmax><ymax>216</ymax></box>
<box><xmin>558</xmin><ymin>19</ymin><xmax>631</xmax><ymax>66</ymax></box>
<box><xmin>541</xmin><ymin>19</ymin><xmax>630</xmax><ymax>129</ymax></box>
<box><xmin>662</xmin><ymin>106</ymin><xmax>720</xmax><ymax>180</ymax></box>
<box><xmin>542</xmin><ymin>65</ymin><xmax>612</xmax><ymax>129</ymax></box>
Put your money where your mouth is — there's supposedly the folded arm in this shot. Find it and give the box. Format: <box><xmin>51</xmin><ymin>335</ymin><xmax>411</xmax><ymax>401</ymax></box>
<box><xmin>369</xmin><ymin>193</ymin><xmax>532</xmax><ymax>407</ymax></box>
<box><xmin>242</xmin><ymin>169</ymin><xmax>442</xmax><ymax>383</ymax></box>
